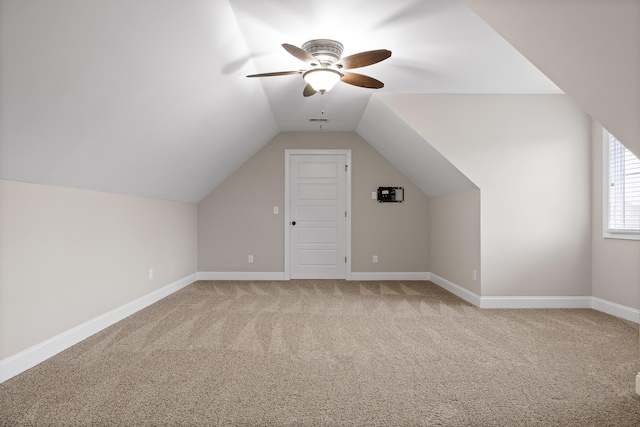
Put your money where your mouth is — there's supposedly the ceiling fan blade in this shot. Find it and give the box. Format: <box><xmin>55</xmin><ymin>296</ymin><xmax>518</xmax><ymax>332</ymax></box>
<box><xmin>341</xmin><ymin>72</ymin><xmax>384</xmax><ymax>89</ymax></box>
<box><xmin>303</xmin><ymin>84</ymin><xmax>317</xmax><ymax>97</ymax></box>
<box><xmin>282</xmin><ymin>43</ymin><xmax>318</xmax><ymax>65</ymax></box>
<box><xmin>337</xmin><ymin>49</ymin><xmax>391</xmax><ymax>70</ymax></box>
<box><xmin>246</xmin><ymin>70</ymin><xmax>302</xmax><ymax>78</ymax></box>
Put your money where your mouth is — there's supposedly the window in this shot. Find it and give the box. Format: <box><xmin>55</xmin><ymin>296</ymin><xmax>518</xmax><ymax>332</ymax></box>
<box><xmin>604</xmin><ymin>129</ymin><xmax>640</xmax><ymax>239</ymax></box>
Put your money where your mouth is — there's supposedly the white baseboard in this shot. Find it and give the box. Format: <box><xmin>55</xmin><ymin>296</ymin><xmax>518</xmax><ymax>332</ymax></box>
<box><xmin>428</xmin><ymin>273</ymin><xmax>638</xmax><ymax>323</ymax></box>
<box><xmin>350</xmin><ymin>272</ymin><xmax>430</xmax><ymax>281</ymax></box>
<box><xmin>0</xmin><ymin>273</ymin><xmax>197</xmax><ymax>384</ymax></box>
<box><xmin>428</xmin><ymin>273</ymin><xmax>482</xmax><ymax>307</ymax></box>
<box><xmin>592</xmin><ymin>297</ymin><xmax>640</xmax><ymax>323</ymax></box>
<box><xmin>479</xmin><ymin>296</ymin><xmax>592</xmax><ymax>309</ymax></box>
<box><xmin>197</xmin><ymin>272</ymin><xmax>286</xmax><ymax>281</ymax></box>
<box><xmin>197</xmin><ymin>272</ymin><xmax>431</xmax><ymax>281</ymax></box>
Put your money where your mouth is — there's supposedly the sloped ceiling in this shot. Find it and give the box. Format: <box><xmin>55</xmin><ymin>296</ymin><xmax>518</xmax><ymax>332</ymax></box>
<box><xmin>464</xmin><ymin>0</ymin><xmax>640</xmax><ymax>157</ymax></box>
<box><xmin>0</xmin><ymin>0</ymin><xmax>278</xmax><ymax>203</ymax></box>
<box><xmin>0</xmin><ymin>0</ymin><xmax>566</xmax><ymax>203</ymax></box>
<box><xmin>357</xmin><ymin>95</ymin><xmax>477</xmax><ymax>197</ymax></box>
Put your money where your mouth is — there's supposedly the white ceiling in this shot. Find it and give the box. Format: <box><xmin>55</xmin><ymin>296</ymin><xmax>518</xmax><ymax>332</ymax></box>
<box><xmin>0</xmin><ymin>0</ymin><xmax>561</xmax><ymax>203</ymax></box>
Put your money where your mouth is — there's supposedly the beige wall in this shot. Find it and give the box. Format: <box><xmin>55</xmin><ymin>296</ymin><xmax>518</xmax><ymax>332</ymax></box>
<box><xmin>464</xmin><ymin>0</ymin><xmax>640</xmax><ymax>158</ymax></box>
<box><xmin>0</xmin><ymin>180</ymin><xmax>198</xmax><ymax>359</ymax></box>
<box><xmin>590</xmin><ymin>121</ymin><xmax>640</xmax><ymax>310</ymax></box>
<box><xmin>429</xmin><ymin>190</ymin><xmax>481</xmax><ymax>295</ymax></box>
<box><xmin>198</xmin><ymin>132</ymin><xmax>430</xmax><ymax>273</ymax></box>
<box><xmin>381</xmin><ymin>94</ymin><xmax>592</xmax><ymax>297</ymax></box>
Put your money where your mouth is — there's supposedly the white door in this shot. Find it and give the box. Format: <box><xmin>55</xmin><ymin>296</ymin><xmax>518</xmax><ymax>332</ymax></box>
<box><xmin>289</xmin><ymin>153</ymin><xmax>348</xmax><ymax>279</ymax></box>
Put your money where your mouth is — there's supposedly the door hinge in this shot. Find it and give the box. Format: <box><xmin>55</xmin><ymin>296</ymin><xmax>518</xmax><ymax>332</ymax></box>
<box><xmin>345</xmin><ymin>164</ymin><xmax>348</xmax><ymax>172</ymax></box>
<box><xmin>345</xmin><ymin>211</ymin><xmax>347</xmax><ymax>218</ymax></box>
<box><xmin>345</xmin><ymin>256</ymin><xmax>347</xmax><ymax>263</ymax></box>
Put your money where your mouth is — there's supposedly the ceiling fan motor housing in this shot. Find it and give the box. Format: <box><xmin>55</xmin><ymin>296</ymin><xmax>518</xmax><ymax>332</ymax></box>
<box><xmin>302</xmin><ymin>39</ymin><xmax>344</xmax><ymax>65</ymax></box>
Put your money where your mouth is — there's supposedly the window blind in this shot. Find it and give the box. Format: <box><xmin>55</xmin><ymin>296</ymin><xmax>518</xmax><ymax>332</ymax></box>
<box><xmin>608</xmin><ymin>133</ymin><xmax>640</xmax><ymax>232</ymax></box>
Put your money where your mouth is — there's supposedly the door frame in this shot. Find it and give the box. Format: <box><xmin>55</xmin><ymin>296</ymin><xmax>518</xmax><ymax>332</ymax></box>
<box><xmin>284</xmin><ymin>149</ymin><xmax>352</xmax><ymax>280</ymax></box>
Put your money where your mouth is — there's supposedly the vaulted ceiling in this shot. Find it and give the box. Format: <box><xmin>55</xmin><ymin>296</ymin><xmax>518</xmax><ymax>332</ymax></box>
<box><xmin>0</xmin><ymin>0</ymin><xmax>635</xmax><ymax>203</ymax></box>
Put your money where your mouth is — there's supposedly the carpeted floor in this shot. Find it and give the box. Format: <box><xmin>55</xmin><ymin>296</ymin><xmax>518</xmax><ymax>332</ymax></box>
<box><xmin>1</xmin><ymin>280</ymin><xmax>639</xmax><ymax>426</ymax></box>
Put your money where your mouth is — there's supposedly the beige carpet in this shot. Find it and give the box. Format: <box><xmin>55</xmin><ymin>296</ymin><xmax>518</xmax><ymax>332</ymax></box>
<box><xmin>1</xmin><ymin>280</ymin><xmax>639</xmax><ymax>426</ymax></box>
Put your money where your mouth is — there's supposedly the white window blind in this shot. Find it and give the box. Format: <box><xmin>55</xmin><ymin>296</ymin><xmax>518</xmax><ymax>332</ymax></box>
<box><xmin>607</xmin><ymin>132</ymin><xmax>640</xmax><ymax>234</ymax></box>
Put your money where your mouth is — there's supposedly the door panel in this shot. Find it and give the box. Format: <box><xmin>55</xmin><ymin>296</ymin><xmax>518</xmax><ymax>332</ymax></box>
<box><xmin>298</xmin><ymin>250</ymin><xmax>338</xmax><ymax>266</ymax></box>
<box><xmin>297</xmin><ymin>162</ymin><xmax>339</xmax><ymax>178</ymax></box>
<box><xmin>298</xmin><ymin>205</ymin><xmax>339</xmax><ymax>221</ymax></box>
<box><xmin>298</xmin><ymin>183</ymin><xmax>339</xmax><ymax>200</ymax></box>
<box><xmin>298</xmin><ymin>228</ymin><xmax>339</xmax><ymax>244</ymax></box>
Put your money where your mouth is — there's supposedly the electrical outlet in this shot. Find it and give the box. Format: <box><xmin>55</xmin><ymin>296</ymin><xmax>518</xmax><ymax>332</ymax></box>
<box><xmin>248</xmin><ymin>255</ymin><xmax>254</xmax><ymax>263</ymax></box>
<box><xmin>149</xmin><ymin>268</ymin><xmax>153</xmax><ymax>280</ymax></box>
<box><xmin>372</xmin><ymin>191</ymin><xmax>376</xmax><ymax>200</ymax></box>
<box><xmin>473</xmin><ymin>270</ymin><xmax>477</xmax><ymax>281</ymax></box>
<box><xmin>373</xmin><ymin>255</ymin><xmax>378</xmax><ymax>264</ymax></box>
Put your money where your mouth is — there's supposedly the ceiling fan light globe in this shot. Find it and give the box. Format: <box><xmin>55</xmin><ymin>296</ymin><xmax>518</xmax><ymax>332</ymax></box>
<box><xmin>303</xmin><ymin>68</ymin><xmax>342</xmax><ymax>93</ymax></box>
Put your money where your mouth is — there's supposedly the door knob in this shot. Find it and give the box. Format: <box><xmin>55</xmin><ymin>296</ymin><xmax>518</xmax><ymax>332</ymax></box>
<box><xmin>291</xmin><ymin>221</ymin><xmax>296</xmax><ymax>226</ymax></box>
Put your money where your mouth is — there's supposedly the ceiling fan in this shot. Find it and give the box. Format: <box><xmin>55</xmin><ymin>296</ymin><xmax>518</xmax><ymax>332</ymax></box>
<box><xmin>247</xmin><ymin>39</ymin><xmax>391</xmax><ymax>97</ymax></box>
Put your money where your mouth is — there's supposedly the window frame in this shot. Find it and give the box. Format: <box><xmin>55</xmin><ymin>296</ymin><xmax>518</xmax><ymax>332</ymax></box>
<box><xmin>602</xmin><ymin>129</ymin><xmax>640</xmax><ymax>241</ymax></box>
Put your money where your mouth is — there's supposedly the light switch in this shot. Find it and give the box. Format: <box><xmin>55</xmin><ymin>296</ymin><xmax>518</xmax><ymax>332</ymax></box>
<box><xmin>273</xmin><ymin>206</ymin><xmax>279</xmax><ymax>214</ymax></box>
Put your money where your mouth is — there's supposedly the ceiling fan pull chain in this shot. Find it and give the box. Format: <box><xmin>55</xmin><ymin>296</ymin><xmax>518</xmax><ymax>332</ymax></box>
<box><xmin>320</xmin><ymin>92</ymin><xmax>325</xmax><ymax>131</ymax></box>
